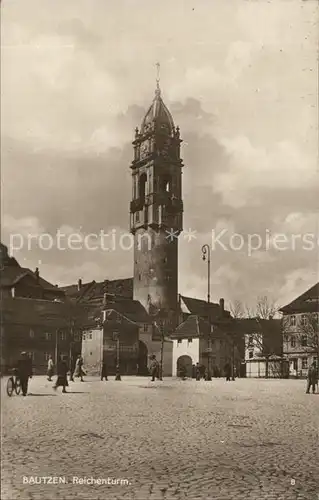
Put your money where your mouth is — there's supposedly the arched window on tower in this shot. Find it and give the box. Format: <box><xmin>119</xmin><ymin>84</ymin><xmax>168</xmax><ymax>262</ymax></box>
<box><xmin>139</xmin><ymin>173</ymin><xmax>147</xmax><ymax>202</ymax></box>
<box><xmin>161</xmin><ymin>175</ymin><xmax>171</xmax><ymax>193</ymax></box>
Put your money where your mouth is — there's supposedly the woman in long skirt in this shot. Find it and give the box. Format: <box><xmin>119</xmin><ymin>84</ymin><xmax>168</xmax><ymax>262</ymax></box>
<box><xmin>47</xmin><ymin>355</ymin><xmax>54</xmax><ymax>381</ymax></box>
<box><xmin>53</xmin><ymin>356</ymin><xmax>69</xmax><ymax>393</ymax></box>
<box><xmin>73</xmin><ymin>355</ymin><xmax>85</xmax><ymax>382</ymax></box>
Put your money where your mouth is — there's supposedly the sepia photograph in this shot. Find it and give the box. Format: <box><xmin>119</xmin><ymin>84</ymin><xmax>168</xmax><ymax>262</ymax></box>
<box><xmin>1</xmin><ymin>1</ymin><xmax>318</xmax><ymax>499</ymax></box>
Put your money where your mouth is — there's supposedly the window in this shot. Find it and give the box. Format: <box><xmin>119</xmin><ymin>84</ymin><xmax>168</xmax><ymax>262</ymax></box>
<box><xmin>60</xmin><ymin>331</ymin><xmax>67</xmax><ymax>341</ymax></box>
<box><xmin>112</xmin><ymin>332</ymin><xmax>119</xmax><ymax>341</ymax></box>
<box><xmin>82</xmin><ymin>333</ymin><xmax>86</xmax><ymax>341</ymax></box>
<box><xmin>84</xmin><ymin>332</ymin><xmax>93</xmax><ymax>340</ymax></box>
<box><xmin>136</xmin><ymin>212</ymin><xmax>140</xmax><ymax>223</ymax></box>
<box><xmin>177</xmin><ymin>339</ymin><xmax>182</xmax><ymax>344</ymax></box>
<box><xmin>301</xmin><ymin>358</ymin><xmax>308</xmax><ymax>369</ymax></box>
<box><xmin>249</xmin><ymin>351</ymin><xmax>253</xmax><ymax>359</ymax></box>
<box><xmin>29</xmin><ymin>329</ymin><xmax>35</xmax><ymax>338</ymax></box>
<box><xmin>188</xmin><ymin>338</ymin><xmax>193</xmax><ymax>344</ymax></box>
<box><xmin>143</xmin><ymin>324</ymin><xmax>148</xmax><ymax>332</ymax></box>
<box><xmin>301</xmin><ymin>335</ymin><xmax>307</xmax><ymax>347</ymax></box>
<box><xmin>313</xmin><ymin>313</ymin><xmax>319</xmax><ymax>324</ymax></box>
<box><xmin>301</xmin><ymin>314</ymin><xmax>307</xmax><ymax>326</ymax></box>
<box><xmin>139</xmin><ymin>173</ymin><xmax>147</xmax><ymax>202</ymax></box>
<box><xmin>29</xmin><ymin>352</ymin><xmax>35</xmax><ymax>361</ymax></box>
<box><xmin>290</xmin><ymin>315</ymin><xmax>296</xmax><ymax>327</ymax></box>
<box><xmin>44</xmin><ymin>352</ymin><xmax>51</xmax><ymax>361</ymax></box>
<box><xmin>293</xmin><ymin>359</ymin><xmax>298</xmax><ymax>371</ymax></box>
<box><xmin>290</xmin><ymin>336</ymin><xmax>296</xmax><ymax>348</ymax></box>
<box><xmin>45</xmin><ymin>332</ymin><xmax>52</xmax><ymax>341</ymax></box>
<box><xmin>161</xmin><ymin>176</ymin><xmax>171</xmax><ymax>193</ymax></box>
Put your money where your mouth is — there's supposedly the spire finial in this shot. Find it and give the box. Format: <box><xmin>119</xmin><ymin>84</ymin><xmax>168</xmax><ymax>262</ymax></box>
<box><xmin>155</xmin><ymin>62</ymin><xmax>161</xmax><ymax>96</ymax></box>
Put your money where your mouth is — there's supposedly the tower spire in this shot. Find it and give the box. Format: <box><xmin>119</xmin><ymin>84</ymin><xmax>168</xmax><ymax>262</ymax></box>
<box><xmin>155</xmin><ymin>62</ymin><xmax>161</xmax><ymax>96</ymax></box>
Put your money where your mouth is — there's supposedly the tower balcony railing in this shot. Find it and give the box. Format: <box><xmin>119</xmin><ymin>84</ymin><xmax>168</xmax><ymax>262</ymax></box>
<box><xmin>146</xmin><ymin>193</ymin><xmax>183</xmax><ymax>210</ymax></box>
<box><xmin>130</xmin><ymin>198</ymin><xmax>144</xmax><ymax>213</ymax></box>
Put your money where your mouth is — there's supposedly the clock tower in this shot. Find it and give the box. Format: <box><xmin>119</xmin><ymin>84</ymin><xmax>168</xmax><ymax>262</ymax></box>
<box><xmin>130</xmin><ymin>81</ymin><xmax>183</xmax><ymax>330</ymax></box>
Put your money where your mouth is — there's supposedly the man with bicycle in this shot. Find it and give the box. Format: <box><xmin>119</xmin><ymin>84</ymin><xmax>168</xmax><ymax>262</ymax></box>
<box><xmin>17</xmin><ymin>352</ymin><xmax>33</xmax><ymax>396</ymax></box>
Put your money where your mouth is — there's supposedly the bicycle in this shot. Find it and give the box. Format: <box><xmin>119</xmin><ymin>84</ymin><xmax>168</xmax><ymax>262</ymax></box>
<box><xmin>6</xmin><ymin>369</ymin><xmax>22</xmax><ymax>397</ymax></box>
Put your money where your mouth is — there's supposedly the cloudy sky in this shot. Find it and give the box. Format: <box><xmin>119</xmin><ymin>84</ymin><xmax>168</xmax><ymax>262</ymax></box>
<box><xmin>1</xmin><ymin>0</ymin><xmax>318</xmax><ymax>309</ymax></box>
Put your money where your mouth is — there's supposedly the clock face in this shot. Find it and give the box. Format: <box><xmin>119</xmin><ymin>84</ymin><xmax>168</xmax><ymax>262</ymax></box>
<box><xmin>140</xmin><ymin>141</ymin><xmax>150</xmax><ymax>159</ymax></box>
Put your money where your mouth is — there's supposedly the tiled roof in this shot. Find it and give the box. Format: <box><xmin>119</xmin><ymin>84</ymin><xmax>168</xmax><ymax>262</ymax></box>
<box><xmin>105</xmin><ymin>299</ymin><xmax>151</xmax><ymax>325</ymax></box>
<box><xmin>1</xmin><ymin>266</ymin><xmax>64</xmax><ymax>293</ymax></box>
<box><xmin>180</xmin><ymin>295</ymin><xmax>231</xmax><ymax>320</ymax></box>
<box><xmin>171</xmin><ymin>315</ymin><xmax>207</xmax><ymax>339</ymax></box>
<box><xmin>280</xmin><ymin>282</ymin><xmax>319</xmax><ymax>314</ymax></box>
<box><xmin>59</xmin><ymin>278</ymin><xmax>134</xmax><ymax>301</ymax></box>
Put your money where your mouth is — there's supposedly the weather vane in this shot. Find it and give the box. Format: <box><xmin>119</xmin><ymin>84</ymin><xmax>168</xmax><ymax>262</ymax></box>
<box><xmin>155</xmin><ymin>62</ymin><xmax>161</xmax><ymax>93</ymax></box>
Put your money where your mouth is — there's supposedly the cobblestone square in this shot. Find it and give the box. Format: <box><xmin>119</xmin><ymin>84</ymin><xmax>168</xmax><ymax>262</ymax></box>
<box><xmin>1</xmin><ymin>376</ymin><xmax>318</xmax><ymax>500</ymax></box>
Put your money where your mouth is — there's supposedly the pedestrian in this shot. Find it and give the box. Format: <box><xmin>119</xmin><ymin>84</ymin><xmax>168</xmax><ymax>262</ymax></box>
<box><xmin>149</xmin><ymin>355</ymin><xmax>159</xmax><ymax>382</ymax></box>
<box><xmin>101</xmin><ymin>361</ymin><xmax>108</xmax><ymax>381</ymax></box>
<box><xmin>195</xmin><ymin>362</ymin><xmax>201</xmax><ymax>381</ymax></box>
<box><xmin>69</xmin><ymin>356</ymin><xmax>75</xmax><ymax>382</ymax></box>
<box><xmin>16</xmin><ymin>352</ymin><xmax>33</xmax><ymax>396</ymax></box>
<box><xmin>53</xmin><ymin>355</ymin><xmax>69</xmax><ymax>393</ymax></box>
<box><xmin>225</xmin><ymin>362</ymin><xmax>231</xmax><ymax>381</ymax></box>
<box><xmin>47</xmin><ymin>355</ymin><xmax>54</xmax><ymax>381</ymax></box>
<box><xmin>73</xmin><ymin>355</ymin><xmax>85</xmax><ymax>382</ymax></box>
<box><xmin>306</xmin><ymin>361</ymin><xmax>318</xmax><ymax>394</ymax></box>
<box><xmin>199</xmin><ymin>364</ymin><xmax>206</xmax><ymax>380</ymax></box>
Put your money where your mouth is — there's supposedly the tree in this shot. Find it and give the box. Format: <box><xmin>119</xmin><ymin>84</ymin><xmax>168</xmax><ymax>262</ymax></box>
<box><xmin>229</xmin><ymin>300</ymin><xmax>245</xmax><ymax>319</ymax></box>
<box><xmin>255</xmin><ymin>295</ymin><xmax>278</xmax><ymax>320</ymax></box>
<box><xmin>230</xmin><ymin>296</ymin><xmax>279</xmax><ymax>320</ymax></box>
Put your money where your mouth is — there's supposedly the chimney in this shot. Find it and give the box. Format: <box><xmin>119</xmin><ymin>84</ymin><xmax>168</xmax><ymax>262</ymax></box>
<box><xmin>77</xmin><ymin>278</ymin><xmax>82</xmax><ymax>291</ymax></box>
<box><xmin>219</xmin><ymin>298</ymin><xmax>225</xmax><ymax>314</ymax></box>
<box><xmin>35</xmin><ymin>267</ymin><xmax>39</xmax><ymax>282</ymax></box>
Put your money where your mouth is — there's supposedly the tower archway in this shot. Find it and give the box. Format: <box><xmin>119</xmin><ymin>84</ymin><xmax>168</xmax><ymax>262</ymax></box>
<box><xmin>177</xmin><ymin>355</ymin><xmax>193</xmax><ymax>378</ymax></box>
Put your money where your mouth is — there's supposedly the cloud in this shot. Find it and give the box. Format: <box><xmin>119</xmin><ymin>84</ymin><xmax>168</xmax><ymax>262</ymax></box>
<box><xmin>1</xmin><ymin>0</ymin><xmax>318</xmax><ymax>307</ymax></box>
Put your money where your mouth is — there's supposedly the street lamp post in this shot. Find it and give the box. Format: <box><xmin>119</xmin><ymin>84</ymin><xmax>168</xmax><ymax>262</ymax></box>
<box><xmin>114</xmin><ymin>332</ymin><xmax>121</xmax><ymax>381</ymax></box>
<box><xmin>201</xmin><ymin>244</ymin><xmax>212</xmax><ymax>381</ymax></box>
<box><xmin>159</xmin><ymin>317</ymin><xmax>164</xmax><ymax>381</ymax></box>
<box><xmin>232</xmin><ymin>337</ymin><xmax>235</xmax><ymax>381</ymax></box>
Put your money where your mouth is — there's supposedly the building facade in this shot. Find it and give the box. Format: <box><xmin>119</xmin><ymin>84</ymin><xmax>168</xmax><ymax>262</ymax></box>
<box><xmin>280</xmin><ymin>283</ymin><xmax>319</xmax><ymax>377</ymax></box>
<box><xmin>171</xmin><ymin>297</ymin><xmax>244</xmax><ymax>377</ymax></box>
<box><xmin>1</xmin><ymin>242</ymin><xmax>82</xmax><ymax>374</ymax></box>
<box><xmin>239</xmin><ymin>318</ymin><xmax>285</xmax><ymax>378</ymax></box>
